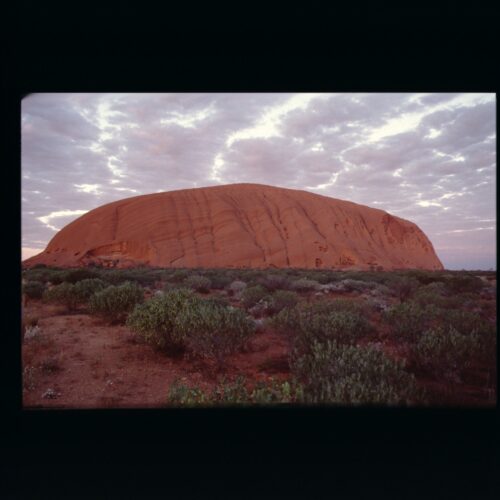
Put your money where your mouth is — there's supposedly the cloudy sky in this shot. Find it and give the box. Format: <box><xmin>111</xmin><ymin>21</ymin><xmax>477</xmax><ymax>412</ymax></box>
<box><xmin>22</xmin><ymin>93</ymin><xmax>496</xmax><ymax>270</ymax></box>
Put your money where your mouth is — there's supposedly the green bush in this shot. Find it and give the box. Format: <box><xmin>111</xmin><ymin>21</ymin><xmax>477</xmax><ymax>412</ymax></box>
<box><xmin>291</xmin><ymin>340</ymin><xmax>422</xmax><ymax>405</ymax></box>
<box><xmin>290</xmin><ymin>278</ymin><xmax>320</xmax><ymax>292</ymax></box>
<box><xmin>392</xmin><ymin>276</ymin><xmax>419</xmax><ymax>303</ymax></box>
<box><xmin>166</xmin><ymin>376</ymin><xmax>304</xmax><ymax>406</ymax></box>
<box><xmin>259</xmin><ymin>274</ymin><xmax>291</xmax><ymax>292</ymax></box>
<box><xmin>73</xmin><ymin>278</ymin><xmax>107</xmax><ymax>302</ymax></box>
<box><xmin>24</xmin><ymin>267</ymin><xmax>66</xmax><ymax>285</ymax></box>
<box><xmin>23</xmin><ymin>280</ymin><xmax>45</xmax><ymax>299</ymax></box>
<box><xmin>181</xmin><ymin>303</ymin><xmax>256</xmax><ymax>369</ymax></box>
<box><xmin>89</xmin><ymin>282</ymin><xmax>144</xmax><ymax>323</ymax></box>
<box><xmin>208</xmin><ymin>273</ymin><xmax>234</xmax><ymax>290</ymax></box>
<box><xmin>127</xmin><ymin>289</ymin><xmax>196</xmax><ymax>353</ymax></box>
<box><xmin>226</xmin><ymin>280</ymin><xmax>247</xmax><ymax>297</ymax></box>
<box><xmin>250</xmin><ymin>378</ymin><xmax>304</xmax><ymax>405</ymax></box>
<box><xmin>412</xmin><ymin>326</ymin><xmax>495</xmax><ymax>382</ymax></box>
<box><xmin>62</xmin><ymin>268</ymin><xmax>99</xmax><ymax>284</ymax></box>
<box><xmin>327</xmin><ymin>298</ymin><xmax>366</xmax><ymax>315</ymax></box>
<box><xmin>43</xmin><ymin>282</ymin><xmax>79</xmax><ymax>311</ymax></box>
<box><xmin>272</xmin><ymin>300</ymin><xmax>371</xmax><ymax>347</ymax></box>
<box><xmin>168</xmin><ymin>269</ymin><xmax>191</xmax><ymax>283</ymax></box>
<box><xmin>383</xmin><ymin>301</ymin><xmax>437</xmax><ymax>342</ymax></box>
<box><xmin>444</xmin><ymin>274</ymin><xmax>484</xmax><ymax>294</ymax></box>
<box><xmin>297</xmin><ymin>311</ymin><xmax>372</xmax><ymax>349</ymax></box>
<box><xmin>203</xmin><ymin>294</ymin><xmax>232</xmax><ymax>309</ymax></box>
<box><xmin>241</xmin><ymin>285</ymin><xmax>268</xmax><ymax>309</ymax></box>
<box><xmin>167</xmin><ymin>382</ymin><xmax>209</xmax><ymax>406</ymax></box>
<box><xmin>267</xmin><ymin>290</ymin><xmax>299</xmax><ymax>315</ymax></box>
<box><xmin>435</xmin><ymin>309</ymin><xmax>495</xmax><ymax>337</ymax></box>
<box><xmin>185</xmin><ymin>274</ymin><xmax>212</xmax><ymax>293</ymax></box>
<box><xmin>127</xmin><ymin>290</ymin><xmax>255</xmax><ymax>366</ymax></box>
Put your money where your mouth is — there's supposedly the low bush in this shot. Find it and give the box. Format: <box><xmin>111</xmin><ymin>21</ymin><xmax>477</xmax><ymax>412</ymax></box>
<box><xmin>127</xmin><ymin>289</ymin><xmax>196</xmax><ymax>353</ymax></box>
<box><xmin>435</xmin><ymin>309</ymin><xmax>495</xmax><ymax>337</ymax></box>
<box><xmin>272</xmin><ymin>300</ymin><xmax>371</xmax><ymax>347</ymax></box>
<box><xmin>185</xmin><ymin>274</ymin><xmax>212</xmax><ymax>293</ymax></box>
<box><xmin>208</xmin><ymin>273</ymin><xmax>233</xmax><ymax>290</ymax></box>
<box><xmin>291</xmin><ymin>340</ymin><xmax>422</xmax><ymax>405</ymax></box>
<box><xmin>73</xmin><ymin>278</ymin><xmax>107</xmax><ymax>302</ymax></box>
<box><xmin>167</xmin><ymin>382</ymin><xmax>209</xmax><ymax>406</ymax></box>
<box><xmin>444</xmin><ymin>274</ymin><xmax>484</xmax><ymax>295</ymax></box>
<box><xmin>23</xmin><ymin>280</ymin><xmax>45</xmax><ymax>299</ymax></box>
<box><xmin>226</xmin><ymin>280</ymin><xmax>247</xmax><ymax>298</ymax></box>
<box><xmin>127</xmin><ymin>290</ymin><xmax>255</xmax><ymax>367</ymax></box>
<box><xmin>89</xmin><ymin>282</ymin><xmax>144</xmax><ymax>323</ymax></box>
<box><xmin>392</xmin><ymin>276</ymin><xmax>419</xmax><ymax>303</ymax></box>
<box><xmin>62</xmin><ymin>268</ymin><xmax>99</xmax><ymax>284</ymax></box>
<box><xmin>290</xmin><ymin>278</ymin><xmax>320</xmax><ymax>292</ymax></box>
<box><xmin>411</xmin><ymin>326</ymin><xmax>495</xmax><ymax>382</ymax></box>
<box><xmin>43</xmin><ymin>282</ymin><xmax>79</xmax><ymax>311</ymax></box>
<box><xmin>259</xmin><ymin>274</ymin><xmax>291</xmax><ymax>292</ymax></box>
<box><xmin>181</xmin><ymin>303</ymin><xmax>256</xmax><ymax>369</ymax></box>
<box><xmin>241</xmin><ymin>285</ymin><xmax>268</xmax><ymax>309</ymax></box>
<box><xmin>383</xmin><ymin>301</ymin><xmax>438</xmax><ymax>343</ymax></box>
<box><xmin>267</xmin><ymin>290</ymin><xmax>299</xmax><ymax>315</ymax></box>
<box><xmin>166</xmin><ymin>376</ymin><xmax>304</xmax><ymax>406</ymax></box>
<box><xmin>168</xmin><ymin>269</ymin><xmax>191</xmax><ymax>283</ymax></box>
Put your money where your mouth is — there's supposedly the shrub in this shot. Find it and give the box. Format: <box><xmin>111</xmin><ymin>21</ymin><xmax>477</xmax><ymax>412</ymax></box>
<box><xmin>272</xmin><ymin>300</ymin><xmax>371</xmax><ymax>347</ymax></box>
<box><xmin>251</xmin><ymin>378</ymin><xmax>304</xmax><ymax>405</ymax></box>
<box><xmin>435</xmin><ymin>309</ymin><xmax>495</xmax><ymax>337</ymax></box>
<box><xmin>444</xmin><ymin>274</ymin><xmax>484</xmax><ymax>294</ymax></box>
<box><xmin>23</xmin><ymin>280</ymin><xmax>45</xmax><ymax>299</ymax></box>
<box><xmin>327</xmin><ymin>298</ymin><xmax>366</xmax><ymax>315</ymax></box>
<box><xmin>259</xmin><ymin>274</ymin><xmax>291</xmax><ymax>292</ymax></box>
<box><xmin>62</xmin><ymin>268</ymin><xmax>99</xmax><ymax>284</ymax></box>
<box><xmin>182</xmin><ymin>303</ymin><xmax>256</xmax><ymax>369</ymax></box>
<box><xmin>166</xmin><ymin>376</ymin><xmax>304</xmax><ymax>406</ymax></box>
<box><xmin>127</xmin><ymin>289</ymin><xmax>196</xmax><ymax>353</ymax></box>
<box><xmin>43</xmin><ymin>282</ymin><xmax>79</xmax><ymax>311</ymax></box>
<box><xmin>291</xmin><ymin>340</ymin><xmax>422</xmax><ymax>405</ymax></box>
<box><xmin>267</xmin><ymin>290</ymin><xmax>299</xmax><ymax>315</ymax></box>
<box><xmin>168</xmin><ymin>269</ymin><xmax>191</xmax><ymax>283</ymax></box>
<box><xmin>127</xmin><ymin>289</ymin><xmax>255</xmax><ymax>367</ymax></box>
<box><xmin>226</xmin><ymin>280</ymin><xmax>247</xmax><ymax>298</ymax></box>
<box><xmin>338</xmin><ymin>279</ymin><xmax>379</xmax><ymax>293</ymax></box>
<box><xmin>73</xmin><ymin>278</ymin><xmax>107</xmax><ymax>302</ymax></box>
<box><xmin>24</xmin><ymin>267</ymin><xmax>66</xmax><ymax>285</ymax></box>
<box><xmin>167</xmin><ymin>381</ymin><xmax>209</xmax><ymax>406</ymax></box>
<box><xmin>208</xmin><ymin>273</ymin><xmax>233</xmax><ymax>290</ymax></box>
<box><xmin>392</xmin><ymin>276</ymin><xmax>419</xmax><ymax>303</ymax></box>
<box><xmin>411</xmin><ymin>326</ymin><xmax>495</xmax><ymax>382</ymax></box>
<box><xmin>203</xmin><ymin>294</ymin><xmax>231</xmax><ymax>309</ymax></box>
<box><xmin>383</xmin><ymin>301</ymin><xmax>437</xmax><ymax>343</ymax></box>
<box><xmin>296</xmin><ymin>311</ymin><xmax>372</xmax><ymax>349</ymax></box>
<box><xmin>290</xmin><ymin>278</ymin><xmax>320</xmax><ymax>292</ymax></box>
<box><xmin>185</xmin><ymin>274</ymin><xmax>212</xmax><ymax>293</ymax></box>
<box><xmin>89</xmin><ymin>282</ymin><xmax>144</xmax><ymax>323</ymax></box>
<box><xmin>241</xmin><ymin>285</ymin><xmax>268</xmax><ymax>309</ymax></box>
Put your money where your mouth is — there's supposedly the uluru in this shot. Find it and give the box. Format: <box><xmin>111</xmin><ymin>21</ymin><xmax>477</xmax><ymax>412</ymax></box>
<box><xmin>23</xmin><ymin>183</ymin><xmax>444</xmax><ymax>271</ymax></box>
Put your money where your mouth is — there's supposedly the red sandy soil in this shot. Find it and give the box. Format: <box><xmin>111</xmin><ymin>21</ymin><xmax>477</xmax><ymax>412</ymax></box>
<box><xmin>22</xmin><ymin>291</ymin><xmax>495</xmax><ymax>409</ymax></box>
<box><xmin>22</xmin><ymin>301</ymin><xmax>291</xmax><ymax>409</ymax></box>
<box><xmin>23</xmin><ymin>183</ymin><xmax>443</xmax><ymax>271</ymax></box>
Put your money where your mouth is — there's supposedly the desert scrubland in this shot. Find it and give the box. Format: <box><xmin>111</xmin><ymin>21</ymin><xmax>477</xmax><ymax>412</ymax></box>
<box><xmin>21</xmin><ymin>266</ymin><xmax>496</xmax><ymax>408</ymax></box>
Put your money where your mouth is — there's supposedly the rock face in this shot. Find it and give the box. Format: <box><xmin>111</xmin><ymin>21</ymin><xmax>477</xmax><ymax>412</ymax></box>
<box><xmin>23</xmin><ymin>183</ymin><xmax>444</xmax><ymax>270</ymax></box>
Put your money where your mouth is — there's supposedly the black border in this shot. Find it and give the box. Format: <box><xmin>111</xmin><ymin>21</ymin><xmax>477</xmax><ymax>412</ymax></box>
<box><xmin>3</xmin><ymin>3</ymin><xmax>498</xmax><ymax>497</ymax></box>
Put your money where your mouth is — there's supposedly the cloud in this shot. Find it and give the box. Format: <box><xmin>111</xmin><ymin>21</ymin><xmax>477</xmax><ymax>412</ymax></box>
<box><xmin>37</xmin><ymin>209</ymin><xmax>89</xmax><ymax>231</ymax></box>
